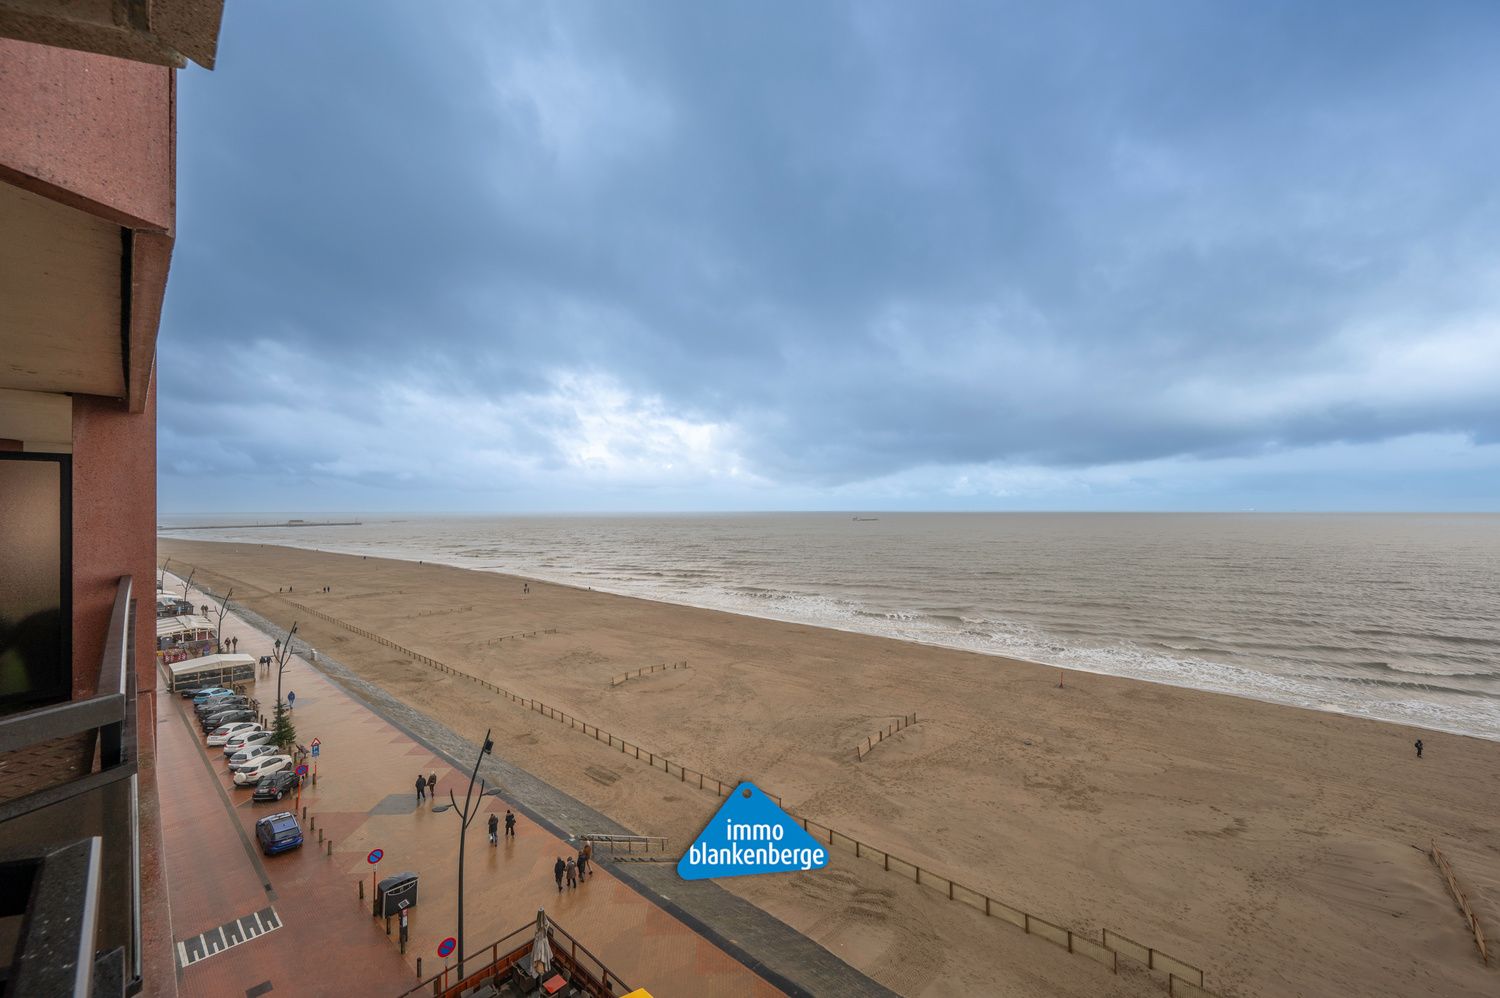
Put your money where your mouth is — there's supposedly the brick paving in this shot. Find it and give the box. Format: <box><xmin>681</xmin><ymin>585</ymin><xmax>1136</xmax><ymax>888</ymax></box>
<box><xmin>158</xmin><ymin>577</ymin><xmax>790</xmax><ymax>998</ymax></box>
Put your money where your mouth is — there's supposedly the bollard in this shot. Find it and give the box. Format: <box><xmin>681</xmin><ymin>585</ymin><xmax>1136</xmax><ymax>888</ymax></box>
<box><xmin>312</xmin><ymin>771</ymin><xmax>317</xmax><ymax>786</ymax></box>
<box><xmin>386</xmin><ymin>915</ymin><xmax>391</xmax><ymax>936</ymax></box>
<box><xmin>310</xmin><ymin>815</ymin><xmax>315</xmax><ymax>831</ymax></box>
<box><xmin>359</xmin><ymin>879</ymin><xmax>365</xmax><ymax>900</ymax></box>
<box><xmin>416</xmin><ymin>958</ymin><xmax>422</xmax><ymax>979</ymax></box>
<box><xmin>319</xmin><ymin>828</ymin><xmax>324</xmax><ymax>843</ymax></box>
<box><xmin>302</xmin><ymin>805</ymin><xmax>307</xmax><ymax>819</ymax></box>
<box><xmin>326</xmin><ymin>840</ymin><xmax>332</xmax><ymax>856</ymax></box>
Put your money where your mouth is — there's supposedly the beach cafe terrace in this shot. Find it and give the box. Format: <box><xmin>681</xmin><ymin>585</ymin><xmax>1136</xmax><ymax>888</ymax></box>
<box><xmin>400</xmin><ymin>915</ymin><xmax>640</xmax><ymax>998</ymax></box>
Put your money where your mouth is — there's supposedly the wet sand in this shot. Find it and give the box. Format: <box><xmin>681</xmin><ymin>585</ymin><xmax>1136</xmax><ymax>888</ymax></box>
<box><xmin>159</xmin><ymin>539</ymin><xmax>1500</xmax><ymax>997</ymax></box>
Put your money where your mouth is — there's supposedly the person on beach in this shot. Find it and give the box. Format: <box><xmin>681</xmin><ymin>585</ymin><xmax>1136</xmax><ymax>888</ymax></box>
<box><xmin>488</xmin><ymin>813</ymin><xmax>499</xmax><ymax>846</ymax></box>
<box><xmin>566</xmin><ymin>856</ymin><xmax>578</xmax><ymax>889</ymax></box>
<box><xmin>554</xmin><ymin>857</ymin><xmax>565</xmax><ymax>892</ymax></box>
<box><xmin>427</xmin><ymin>772</ymin><xmax>437</xmax><ymax>797</ymax></box>
<box><xmin>504</xmin><ymin>810</ymin><xmax>516</xmax><ymax>838</ymax></box>
<box><xmin>1415</xmin><ymin>739</ymin><xmax>1424</xmax><ymax>758</ymax></box>
<box><xmin>415</xmin><ymin>775</ymin><xmax>426</xmax><ymax>802</ymax></box>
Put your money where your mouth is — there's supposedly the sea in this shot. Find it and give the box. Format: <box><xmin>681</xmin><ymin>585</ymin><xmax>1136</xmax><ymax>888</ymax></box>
<box><xmin>157</xmin><ymin>513</ymin><xmax>1500</xmax><ymax>741</ymax></box>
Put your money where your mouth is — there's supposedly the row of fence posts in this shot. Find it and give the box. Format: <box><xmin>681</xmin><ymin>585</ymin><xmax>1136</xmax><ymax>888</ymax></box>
<box><xmin>609</xmin><ymin>661</ymin><xmax>690</xmax><ymax>686</ymax></box>
<box><xmin>273</xmin><ymin>591</ymin><xmax>1216</xmax><ymax>996</ymax></box>
<box><xmin>855</xmin><ymin>712</ymin><xmax>919</xmax><ymax>761</ymax></box>
<box><xmin>1432</xmin><ymin>841</ymin><xmax>1490</xmax><ymax>965</ymax></box>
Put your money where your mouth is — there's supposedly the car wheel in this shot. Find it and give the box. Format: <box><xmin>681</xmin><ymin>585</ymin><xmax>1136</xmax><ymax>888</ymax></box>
<box><xmin>276</xmin><ymin>791</ymin><xmax>283</xmax><ymax>800</ymax></box>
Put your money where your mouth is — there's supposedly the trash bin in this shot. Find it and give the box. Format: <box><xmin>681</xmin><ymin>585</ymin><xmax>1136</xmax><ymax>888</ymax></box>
<box><xmin>376</xmin><ymin>872</ymin><xmax>419</xmax><ymax>918</ymax></box>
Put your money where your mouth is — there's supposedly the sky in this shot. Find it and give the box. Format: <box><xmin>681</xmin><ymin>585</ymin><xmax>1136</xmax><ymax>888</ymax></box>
<box><xmin>159</xmin><ymin>1</ymin><xmax>1500</xmax><ymax>513</ymax></box>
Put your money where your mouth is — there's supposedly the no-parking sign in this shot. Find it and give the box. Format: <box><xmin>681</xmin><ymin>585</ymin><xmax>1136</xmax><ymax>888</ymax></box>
<box><xmin>437</xmin><ymin>937</ymin><xmax>456</xmax><ymax>958</ymax></box>
<box><xmin>367</xmin><ymin>848</ymin><xmax>383</xmax><ymax>865</ymax></box>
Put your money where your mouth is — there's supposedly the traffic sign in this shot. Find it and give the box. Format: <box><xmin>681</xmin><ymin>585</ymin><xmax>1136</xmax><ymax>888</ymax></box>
<box><xmin>296</xmin><ymin>764</ymin><xmax>309</xmax><ymax>778</ymax></box>
<box><xmin>310</xmin><ymin>744</ymin><xmax>320</xmax><ymax>758</ymax></box>
<box><xmin>310</xmin><ymin>737</ymin><xmax>321</xmax><ymax>747</ymax></box>
<box><xmin>437</xmin><ymin>937</ymin><xmax>456</xmax><ymax>958</ymax></box>
<box><xmin>367</xmin><ymin>848</ymin><xmax>383</xmax><ymax>865</ymax></box>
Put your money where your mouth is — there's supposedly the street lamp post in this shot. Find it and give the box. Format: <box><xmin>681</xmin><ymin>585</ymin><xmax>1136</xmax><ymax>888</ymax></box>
<box><xmin>213</xmin><ymin>588</ymin><xmax>235</xmax><ymax>652</ymax></box>
<box><xmin>180</xmin><ymin>568</ymin><xmax>196</xmax><ymax>601</ymax></box>
<box><xmin>273</xmin><ymin>622</ymin><xmax>298</xmax><ymax>711</ymax></box>
<box><xmin>431</xmin><ymin>729</ymin><xmax>498</xmax><ymax>981</ymax></box>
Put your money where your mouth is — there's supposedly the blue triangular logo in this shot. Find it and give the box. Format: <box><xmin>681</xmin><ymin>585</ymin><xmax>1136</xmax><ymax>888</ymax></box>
<box><xmin>677</xmin><ymin>782</ymin><xmax>829</xmax><ymax>880</ymax></box>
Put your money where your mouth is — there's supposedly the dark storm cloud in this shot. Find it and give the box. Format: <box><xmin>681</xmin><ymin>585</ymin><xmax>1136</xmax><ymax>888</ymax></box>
<box><xmin>159</xmin><ymin>1</ymin><xmax>1500</xmax><ymax>506</ymax></box>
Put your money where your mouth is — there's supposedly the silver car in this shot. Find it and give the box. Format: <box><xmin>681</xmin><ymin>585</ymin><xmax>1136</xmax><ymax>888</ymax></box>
<box><xmin>228</xmin><ymin>744</ymin><xmax>278</xmax><ymax>769</ymax></box>
<box><xmin>223</xmin><ymin>729</ymin><xmax>275</xmax><ymax>755</ymax></box>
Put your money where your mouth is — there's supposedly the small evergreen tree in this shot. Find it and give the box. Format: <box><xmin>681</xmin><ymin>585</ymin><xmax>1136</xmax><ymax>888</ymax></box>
<box><xmin>272</xmin><ymin>701</ymin><xmax>297</xmax><ymax>752</ymax></box>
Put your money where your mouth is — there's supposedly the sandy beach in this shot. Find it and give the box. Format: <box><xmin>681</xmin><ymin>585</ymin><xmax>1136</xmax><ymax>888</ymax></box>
<box><xmin>159</xmin><ymin>538</ymin><xmax>1500</xmax><ymax>997</ymax></box>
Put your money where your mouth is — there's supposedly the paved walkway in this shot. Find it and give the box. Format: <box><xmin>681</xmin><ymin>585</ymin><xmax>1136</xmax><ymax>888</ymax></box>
<box><xmin>215</xmin><ymin>586</ymin><xmax>901</xmax><ymax>998</ymax></box>
<box><xmin>159</xmin><ymin>575</ymin><xmax>787</xmax><ymax>998</ymax></box>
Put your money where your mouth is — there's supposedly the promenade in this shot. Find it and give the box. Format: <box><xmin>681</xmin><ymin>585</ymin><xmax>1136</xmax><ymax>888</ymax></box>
<box><xmin>157</xmin><ymin>574</ymin><xmax>786</xmax><ymax>997</ymax></box>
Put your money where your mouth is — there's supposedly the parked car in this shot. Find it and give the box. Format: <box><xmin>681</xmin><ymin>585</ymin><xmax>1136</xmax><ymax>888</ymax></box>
<box><xmin>207</xmin><ymin>722</ymin><xmax>260</xmax><ymax>747</ymax></box>
<box><xmin>183</xmin><ymin>685</ymin><xmax>232</xmax><ymax>700</ymax></box>
<box><xmin>195</xmin><ymin>696</ymin><xmax>249</xmax><ymax>716</ymax></box>
<box><xmin>252</xmin><ymin>771</ymin><xmax>302</xmax><ymax>802</ymax></box>
<box><xmin>233</xmin><ymin>755</ymin><xmax>294</xmax><ymax>787</ymax></box>
<box><xmin>227</xmin><ymin>744</ymin><xmax>278</xmax><ymax>768</ymax></box>
<box><xmin>202</xmin><ymin>708</ymin><xmax>255</xmax><ymax>733</ymax></box>
<box><xmin>223</xmin><ymin>729</ymin><xmax>275</xmax><ymax>755</ymax></box>
<box><xmin>255</xmin><ymin>812</ymin><xmax>303</xmax><ymax>855</ymax></box>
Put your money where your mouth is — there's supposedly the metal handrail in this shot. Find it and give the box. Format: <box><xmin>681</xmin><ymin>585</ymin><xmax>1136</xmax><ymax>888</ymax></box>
<box><xmin>399</xmin><ymin>918</ymin><xmax>633</xmax><ymax>998</ymax></box>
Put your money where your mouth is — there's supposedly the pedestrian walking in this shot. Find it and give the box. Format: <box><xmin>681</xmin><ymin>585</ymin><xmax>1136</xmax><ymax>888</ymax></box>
<box><xmin>504</xmin><ymin>810</ymin><xmax>516</xmax><ymax>838</ymax></box>
<box><xmin>1415</xmin><ymin>738</ymin><xmax>1424</xmax><ymax>759</ymax></box>
<box><xmin>576</xmin><ymin>848</ymin><xmax>589</xmax><ymax>880</ymax></box>
<box><xmin>565</xmin><ymin>856</ymin><xmax>578</xmax><ymax>889</ymax></box>
<box><xmin>427</xmin><ymin>772</ymin><xmax>437</xmax><ymax>797</ymax></box>
<box><xmin>582</xmin><ymin>840</ymin><xmax>593</xmax><ymax>876</ymax></box>
<box><xmin>488</xmin><ymin>813</ymin><xmax>499</xmax><ymax>846</ymax></box>
<box><xmin>415</xmin><ymin>775</ymin><xmax>426</xmax><ymax>802</ymax></box>
<box><xmin>554</xmin><ymin>857</ymin><xmax>565</xmax><ymax>892</ymax></box>
<box><xmin>231</xmin><ymin>636</ymin><xmax>239</xmax><ymax>652</ymax></box>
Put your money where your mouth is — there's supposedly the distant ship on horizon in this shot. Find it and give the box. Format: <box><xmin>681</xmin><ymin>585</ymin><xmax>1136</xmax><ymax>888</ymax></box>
<box><xmin>852</xmin><ymin>516</ymin><xmax>879</xmax><ymax>521</ymax></box>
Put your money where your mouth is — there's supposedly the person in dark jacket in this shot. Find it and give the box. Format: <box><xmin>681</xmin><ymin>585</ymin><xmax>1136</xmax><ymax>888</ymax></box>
<box><xmin>415</xmin><ymin>775</ymin><xmax>426</xmax><ymax>802</ymax></box>
<box><xmin>427</xmin><ymin>772</ymin><xmax>437</xmax><ymax>797</ymax></box>
<box><xmin>488</xmin><ymin>813</ymin><xmax>499</xmax><ymax>845</ymax></box>
<box><xmin>565</xmin><ymin>856</ymin><xmax>578</xmax><ymax>889</ymax></box>
<box><xmin>553</xmin><ymin>857</ymin><xmax>565</xmax><ymax>892</ymax></box>
<box><xmin>576</xmin><ymin>848</ymin><xmax>589</xmax><ymax>880</ymax></box>
<box><xmin>504</xmin><ymin>810</ymin><xmax>516</xmax><ymax>838</ymax></box>
<box><xmin>1415</xmin><ymin>739</ymin><xmax>1424</xmax><ymax>759</ymax></box>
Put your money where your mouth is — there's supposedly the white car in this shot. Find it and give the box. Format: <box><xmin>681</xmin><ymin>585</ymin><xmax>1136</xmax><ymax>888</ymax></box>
<box><xmin>233</xmin><ymin>755</ymin><xmax>294</xmax><ymax>787</ymax></box>
<box><xmin>228</xmin><ymin>744</ymin><xmax>278</xmax><ymax>769</ymax></box>
<box><xmin>207</xmin><ymin>722</ymin><xmax>260</xmax><ymax>747</ymax></box>
<box><xmin>223</xmin><ymin>729</ymin><xmax>274</xmax><ymax>755</ymax></box>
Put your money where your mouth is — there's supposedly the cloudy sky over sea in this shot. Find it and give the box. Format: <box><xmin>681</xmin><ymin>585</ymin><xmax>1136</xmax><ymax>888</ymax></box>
<box><xmin>160</xmin><ymin>2</ymin><xmax>1500</xmax><ymax>513</ymax></box>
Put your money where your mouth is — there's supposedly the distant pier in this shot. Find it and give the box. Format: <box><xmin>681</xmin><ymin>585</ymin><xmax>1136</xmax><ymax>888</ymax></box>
<box><xmin>158</xmin><ymin>520</ymin><xmax>363</xmax><ymax>530</ymax></box>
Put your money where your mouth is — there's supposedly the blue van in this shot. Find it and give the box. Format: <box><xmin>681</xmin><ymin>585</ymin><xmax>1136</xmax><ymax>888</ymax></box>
<box><xmin>255</xmin><ymin>812</ymin><xmax>303</xmax><ymax>855</ymax></box>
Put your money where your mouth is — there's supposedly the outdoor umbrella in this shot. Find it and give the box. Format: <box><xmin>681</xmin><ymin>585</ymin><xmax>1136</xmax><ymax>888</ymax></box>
<box><xmin>530</xmin><ymin>908</ymin><xmax>553</xmax><ymax>978</ymax></box>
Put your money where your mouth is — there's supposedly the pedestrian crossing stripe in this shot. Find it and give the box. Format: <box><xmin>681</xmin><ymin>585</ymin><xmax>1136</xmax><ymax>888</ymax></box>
<box><xmin>175</xmin><ymin>905</ymin><xmax>281</xmax><ymax>968</ymax></box>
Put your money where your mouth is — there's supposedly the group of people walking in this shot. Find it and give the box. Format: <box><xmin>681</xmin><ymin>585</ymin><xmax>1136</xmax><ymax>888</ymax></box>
<box><xmin>409</xmin><ymin>771</ymin><xmax>599</xmax><ymax>895</ymax></box>
<box><xmin>554</xmin><ymin>843</ymin><xmax>592</xmax><ymax>891</ymax></box>
<box><xmin>488</xmin><ymin>809</ymin><xmax>516</xmax><ymax>843</ymax></box>
<box><xmin>414</xmin><ymin>772</ymin><xmax>438</xmax><ymax>801</ymax></box>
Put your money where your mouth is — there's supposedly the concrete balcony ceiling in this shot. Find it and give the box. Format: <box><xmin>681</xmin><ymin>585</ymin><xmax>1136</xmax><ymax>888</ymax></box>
<box><xmin>0</xmin><ymin>0</ymin><xmax>224</xmax><ymax>69</ymax></box>
<box><xmin>0</xmin><ymin>182</ymin><xmax>126</xmax><ymax>399</ymax></box>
